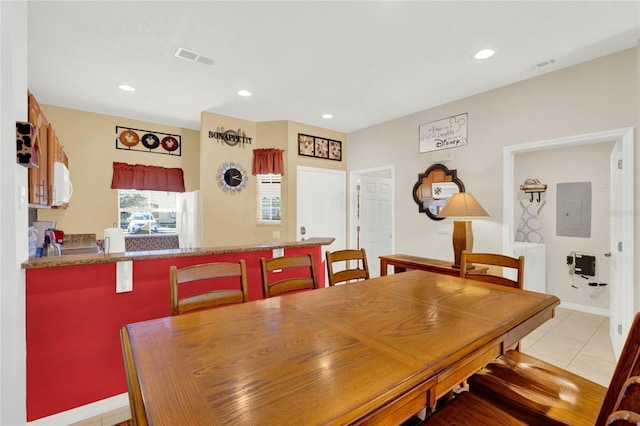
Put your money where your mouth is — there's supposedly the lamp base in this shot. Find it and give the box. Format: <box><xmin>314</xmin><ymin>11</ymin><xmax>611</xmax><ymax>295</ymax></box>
<box><xmin>452</xmin><ymin>220</ymin><xmax>474</xmax><ymax>269</ymax></box>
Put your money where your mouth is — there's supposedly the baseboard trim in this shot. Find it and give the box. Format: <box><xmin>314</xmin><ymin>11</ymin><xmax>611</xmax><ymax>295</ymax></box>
<box><xmin>559</xmin><ymin>301</ymin><xmax>609</xmax><ymax>317</ymax></box>
<box><xmin>27</xmin><ymin>393</ymin><xmax>129</xmax><ymax>426</ymax></box>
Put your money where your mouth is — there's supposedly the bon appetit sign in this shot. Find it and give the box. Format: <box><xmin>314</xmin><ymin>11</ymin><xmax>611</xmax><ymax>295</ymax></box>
<box><xmin>419</xmin><ymin>113</ymin><xmax>468</xmax><ymax>153</ymax></box>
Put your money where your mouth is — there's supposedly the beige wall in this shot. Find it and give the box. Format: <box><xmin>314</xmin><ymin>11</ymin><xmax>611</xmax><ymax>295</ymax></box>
<box><xmin>515</xmin><ymin>142</ymin><xmax>614</xmax><ymax>309</ymax></box>
<box><xmin>347</xmin><ymin>47</ymin><xmax>639</xmax><ymax>309</ymax></box>
<box><xmin>33</xmin><ymin>104</ymin><xmax>346</xmax><ymax>247</ymax></box>
<box><xmin>199</xmin><ymin>112</ymin><xmax>258</xmax><ymax>246</ymax></box>
<box><xmin>199</xmin><ymin>112</ymin><xmax>347</xmax><ymax>246</ymax></box>
<box><xmin>36</xmin><ymin>105</ymin><xmax>200</xmax><ymax>237</ymax></box>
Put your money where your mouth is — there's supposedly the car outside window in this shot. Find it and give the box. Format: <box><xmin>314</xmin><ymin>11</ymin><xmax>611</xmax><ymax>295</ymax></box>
<box><xmin>119</xmin><ymin>190</ymin><xmax>178</xmax><ymax>234</ymax></box>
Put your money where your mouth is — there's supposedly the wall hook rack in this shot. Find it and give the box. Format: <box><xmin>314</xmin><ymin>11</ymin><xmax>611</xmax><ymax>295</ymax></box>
<box><xmin>527</xmin><ymin>191</ymin><xmax>544</xmax><ymax>202</ymax></box>
<box><xmin>520</xmin><ymin>178</ymin><xmax>547</xmax><ymax>203</ymax></box>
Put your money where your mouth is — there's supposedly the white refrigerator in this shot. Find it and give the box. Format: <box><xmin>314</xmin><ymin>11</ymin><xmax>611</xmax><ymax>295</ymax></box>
<box><xmin>176</xmin><ymin>190</ymin><xmax>201</xmax><ymax>249</ymax></box>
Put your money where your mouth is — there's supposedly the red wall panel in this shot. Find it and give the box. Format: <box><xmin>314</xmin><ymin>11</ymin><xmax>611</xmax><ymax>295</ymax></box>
<box><xmin>26</xmin><ymin>246</ymin><xmax>324</xmax><ymax>421</ymax></box>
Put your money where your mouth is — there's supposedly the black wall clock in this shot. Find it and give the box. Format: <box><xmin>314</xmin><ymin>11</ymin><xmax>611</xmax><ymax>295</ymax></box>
<box><xmin>216</xmin><ymin>162</ymin><xmax>248</xmax><ymax>194</ymax></box>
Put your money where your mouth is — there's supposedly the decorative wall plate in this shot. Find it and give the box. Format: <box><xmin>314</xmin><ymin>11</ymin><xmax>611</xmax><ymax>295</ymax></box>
<box><xmin>119</xmin><ymin>130</ymin><xmax>140</xmax><ymax>147</ymax></box>
<box><xmin>141</xmin><ymin>133</ymin><xmax>160</xmax><ymax>149</ymax></box>
<box><xmin>161</xmin><ymin>136</ymin><xmax>179</xmax><ymax>152</ymax></box>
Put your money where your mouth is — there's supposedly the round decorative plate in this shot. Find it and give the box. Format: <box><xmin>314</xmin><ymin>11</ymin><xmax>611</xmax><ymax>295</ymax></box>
<box><xmin>119</xmin><ymin>130</ymin><xmax>140</xmax><ymax>147</ymax></box>
<box><xmin>141</xmin><ymin>133</ymin><xmax>160</xmax><ymax>149</ymax></box>
<box><xmin>161</xmin><ymin>136</ymin><xmax>179</xmax><ymax>152</ymax></box>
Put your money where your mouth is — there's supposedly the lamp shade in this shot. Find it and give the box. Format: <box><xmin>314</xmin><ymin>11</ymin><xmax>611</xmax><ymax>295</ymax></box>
<box><xmin>437</xmin><ymin>192</ymin><xmax>489</xmax><ymax>218</ymax></box>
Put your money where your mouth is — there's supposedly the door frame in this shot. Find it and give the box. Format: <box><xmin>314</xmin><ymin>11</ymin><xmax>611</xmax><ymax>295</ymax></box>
<box><xmin>503</xmin><ymin>127</ymin><xmax>634</xmax><ymax>357</ymax></box>
<box><xmin>349</xmin><ymin>165</ymin><xmax>396</xmax><ymax>259</ymax></box>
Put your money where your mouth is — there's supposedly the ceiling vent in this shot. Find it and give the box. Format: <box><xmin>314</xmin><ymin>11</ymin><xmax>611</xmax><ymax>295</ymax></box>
<box><xmin>527</xmin><ymin>57</ymin><xmax>558</xmax><ymax>71</ymax></box>
<box><xmin>174</xmin><ymin>47</ymin><xmax>215</xmax><ymax>66</ymax></box>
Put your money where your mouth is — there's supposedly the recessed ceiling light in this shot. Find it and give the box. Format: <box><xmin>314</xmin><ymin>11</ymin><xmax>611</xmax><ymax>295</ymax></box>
<box><xmin>322</xmin><ymin>114</ymin><xmax>333</xmax><ymax>119</ymax></box>
<box><xmin>118</xmin><ymin>84</ymin><xmax>136</xmax><ymax>92</ymax></box>
<box><xmin>238</xmin><ymin>90</ymin><xmax>252</xmax><ymax>97</ymax></box>
<box><xmin>474</xmin><ymin>49</ymin><xmax>495</xmax><ymax>60</ymax></box>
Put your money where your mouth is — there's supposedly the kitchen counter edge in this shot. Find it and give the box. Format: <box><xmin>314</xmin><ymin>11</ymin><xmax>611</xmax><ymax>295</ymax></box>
<box><xmin>22</xmin><ymin>237</ymin><xmax>335</xmax><ymax>269</ymax></box>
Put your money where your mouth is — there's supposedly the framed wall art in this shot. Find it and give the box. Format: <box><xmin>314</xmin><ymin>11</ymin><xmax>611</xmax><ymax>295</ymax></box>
<box><xmin>315</xmin><ymin>138</ymin><xmax>329</xmax><ymax>158</ymax></box>
<box><xmin>329</xmin><ymin>140</ymin><xmax>342</xmax><ymax>161</ymax></box>
<box><xmin>298</xmin><ymin>133</ymin><xmax>342</xmax><ymax>161</ymax></box>
<box><xmin>116</xmin><ymin>126</ymin><xmax>182</xmax><ymax>156</ymax></box>
<box><xmin>419</xmin><ymin>113</ymin><xmax>468</xmax><ymax>153</ymax></box>
<box><xmin>298</xmin><ymin>134</ymin><xmax>315</xmax><ymax>157</ymax></box>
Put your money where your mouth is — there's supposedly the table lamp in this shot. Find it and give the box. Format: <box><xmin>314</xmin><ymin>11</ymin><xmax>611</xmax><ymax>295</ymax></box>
<box><xmin>437</xmin><ymin>192</ymin><xmax>490</xmax><ymax>268</ymax></box>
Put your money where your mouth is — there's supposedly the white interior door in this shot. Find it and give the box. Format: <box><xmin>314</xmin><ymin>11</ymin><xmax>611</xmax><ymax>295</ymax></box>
<box><xmin>297</xmin><ymin>167</ymin><xmax>346</xmax><ymax>281</ymax></box>
<box><xmin>356</xmin><ymin>175</ymin><xmax>393</xmax><ymax>277</ymax></box>
<box><xmin>609</xmin><ymin>138</ymin><xmax>634</xmax><ymax>359</ymax></box>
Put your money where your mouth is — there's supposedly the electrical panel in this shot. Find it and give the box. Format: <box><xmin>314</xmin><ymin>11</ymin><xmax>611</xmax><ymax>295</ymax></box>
<box><xmin>556</xmin><ymin>182</ymin><xmax>592</xmax><ymax>238</ymax></box>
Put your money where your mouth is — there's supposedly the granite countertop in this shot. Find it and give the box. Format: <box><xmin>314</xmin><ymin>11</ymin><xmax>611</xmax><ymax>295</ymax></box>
<box><xmin>22</xmin><ymin>237</ymin><xmax>335</xmax><ymax>269</ymax></box>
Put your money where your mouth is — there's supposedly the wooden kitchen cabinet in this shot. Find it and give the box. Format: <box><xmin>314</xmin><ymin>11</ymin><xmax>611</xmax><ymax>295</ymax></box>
<box><xmin>27</xmin><ymin>91</ymin><xmax>49</xmax><ymax>206</ymax></box>
<box><xmin>27</xmin><ymin>91</ymin><xmax>69</xmax><ymax>208</ymax></box>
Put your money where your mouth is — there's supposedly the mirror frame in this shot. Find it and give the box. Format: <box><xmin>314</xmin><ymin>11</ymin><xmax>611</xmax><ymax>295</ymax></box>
<box><xmin>412</xmin><ymin>163</ymin><xmax>465</xmax><ymax>220</ymax></box>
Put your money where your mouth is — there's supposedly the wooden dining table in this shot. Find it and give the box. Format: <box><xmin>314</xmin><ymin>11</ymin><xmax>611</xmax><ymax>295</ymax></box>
<box><xmin>121</xmin><ymin>270</ymin><xmax>560</xmax><ymax>426</ymax></box>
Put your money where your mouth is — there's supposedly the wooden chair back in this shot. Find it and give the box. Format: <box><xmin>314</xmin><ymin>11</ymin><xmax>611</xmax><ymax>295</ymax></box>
<box><xmin>460</xmin><ymin>250</ymin><xmax>524</xmax><ymax>289</ymax></box>
<box><xmin>120</xmin><ymin>326</ymin><xmax>148</xmax><ymax>426</ymax></box>
<box><xmin>325</xmin><ymin>248</ymin><xmax>370</xmax><ymax>286</ymax></box>
<box><xmin>170</xmin><ymin>260</ymin><xmax>248</xmax><ymax>315</ymax></box>
<box><xmin>260</xmin><ymin>254</ymin><xmax>318</xmax><ymax>298</ymax></box>
<box><xmin>599</xmin><ymin>312</ymin><xmax>640</xmax><ymax>424</ymax></box>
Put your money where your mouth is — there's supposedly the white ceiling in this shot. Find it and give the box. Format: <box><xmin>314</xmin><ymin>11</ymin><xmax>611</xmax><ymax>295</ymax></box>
<box><xmin>27</xmin><ymin>1</ymin><xmax>640</xmax><ymax>134</ymax></box>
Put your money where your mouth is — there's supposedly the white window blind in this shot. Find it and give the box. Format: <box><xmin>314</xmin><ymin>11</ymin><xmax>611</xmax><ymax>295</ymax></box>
<box><xmin>257</xmin><ymin>174</ymin><xmax>281</xmax><ymax>223</ymax></box>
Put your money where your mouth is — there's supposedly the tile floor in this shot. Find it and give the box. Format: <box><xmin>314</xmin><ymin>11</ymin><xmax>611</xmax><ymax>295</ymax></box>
<box><xmin>69</xmin><ymin>406</ymin><xmax>130</xmax><ymax>426</ymax></box>
<box><xmin>521</xmin><ymin>307</ymin><xmax>616</xmax><ymax>387</ymax></box>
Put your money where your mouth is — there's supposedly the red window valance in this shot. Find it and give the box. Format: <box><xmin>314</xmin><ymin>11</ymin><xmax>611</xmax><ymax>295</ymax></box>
<box><xmin>111</xmin><ymin>162</ymin><xmax>186</xmax><ymax>192</ymax></box>
<box><xmin>252</xmin><ymin>149</ymin><xmax>284</xmax><ymax>175</ymax></box>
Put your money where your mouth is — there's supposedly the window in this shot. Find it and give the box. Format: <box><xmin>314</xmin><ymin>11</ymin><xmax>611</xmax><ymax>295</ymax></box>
<box><xmin>257</xmin><ymin>174</ymin><xmax>281</xmax><ymax>223</ymax></box>
<box><xmin>118</xmin><ymin>189</ymin><xmax>179</xmax><ymax>234</ymax></box>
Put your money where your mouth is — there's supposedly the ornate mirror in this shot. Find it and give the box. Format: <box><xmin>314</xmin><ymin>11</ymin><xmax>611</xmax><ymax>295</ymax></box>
<box><xmin>412</xmin><ymin>163</ymin><xmax>465</xmax><ymax>220</ymax></box>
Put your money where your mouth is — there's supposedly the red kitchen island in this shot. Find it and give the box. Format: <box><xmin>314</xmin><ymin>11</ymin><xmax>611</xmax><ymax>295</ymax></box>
<box><xmin>22</xmin><ymin>237</ymin><xmax>333</xmax><ymax>421</ymax></box>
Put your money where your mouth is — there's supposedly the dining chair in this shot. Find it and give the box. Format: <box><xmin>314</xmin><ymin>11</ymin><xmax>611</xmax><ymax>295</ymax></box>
<box><xmin>169</xmin><ymin>259</ymin><xmax>248</xmax><ymax>315</ymax></box>
<box><xmin>325</xmin><ymin>248</ymin><xmax>370</xmax><ymax>286</ymax></box>
<box><xmin>260</xmin><ymin>254</ymin><xmax>318</xmax><ymax>298</ymax></box>
<box><xmin>423</xmin><ymin>312</ymin><xmax>640</xmax><ymax>426</ymax></box>
<box><xmin>459</xmin><ymin>250</ymin><xmax>525</xmax><ymax>289</ymax></box>
<box><xmin>120</xmin><ymin>326</ymin><xmax>149</xmax><ymax>426</ymax></box>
